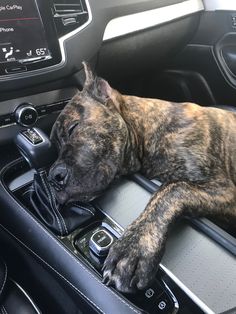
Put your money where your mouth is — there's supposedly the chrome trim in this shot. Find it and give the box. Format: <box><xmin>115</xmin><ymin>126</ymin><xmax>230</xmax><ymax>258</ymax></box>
<box><xmin>203</xmin><ymin>0</ymin><xmax>236</xmax><ymax>11</ymax></box>
<box><xmin>20</xmin><ymin>128</ymin><xmax>46</xmax><ymax>147</ymax></box>
<box><xmin>90</xmin><ymin>229</ymin><xmax>114</xmax><ymax>255</ymax></box>
<box><xmin>15</xmin><ymin>105</ymin><xmax>38</xmax><ymax>127</ymax></box>
<box><xmin>0</xmin><ymin>122</ymin><xmax>16</xmax><ymax>129</ymax></box>
<box><xmin>161</xmin><ymin>280</ymin><xmax>179</xmax><ymax>314</ymax></box>
<box><xmin>0</xmin><ymin>0</ymin><xmax>92</xmax><ymax>80</ymax></box>
<box><xmin>100</xmin><ymin>208</ymin><xmax>216</xmax><ymax>314</ymax></box>
<box><xmin>103</xmin><ymin>0</ymin><xmax>204</xmax><ymax>41</ymax></box>
<box><xmin>12</xmin><ymin>280</ymin><xmax>41</xmax><ymax>314</ymax></box>
<box><xmin>160</xmin><ymin>265</ymin><xmax>215</xmax><ymax>314</ymax></box>
<box><xmin>99</xmin><ymin>207</ymin><xmax>123</xmax><ymax>236</ymax></box>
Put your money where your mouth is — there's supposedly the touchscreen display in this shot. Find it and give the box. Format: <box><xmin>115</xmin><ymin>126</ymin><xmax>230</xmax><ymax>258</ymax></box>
<box><xmin>0</xmin><ymin>0</ymin><xmax>51</xmax><ymax>63</ymax></box>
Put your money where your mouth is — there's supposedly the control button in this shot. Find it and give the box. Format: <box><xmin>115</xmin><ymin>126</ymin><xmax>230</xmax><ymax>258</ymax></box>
<box><xmin>89</xmin><ymin>229</ymin><xmax>114</xmax><ymax>257</ymax></box>
<box><xmin>232</xmin><ymin>14</ymin><xmax>236</xmax><ymax>28</ymax></box>
<box><xmin>126</xmin><ymin>280</ymin><xmax>163</xmax><ymax>311</ymax></box>
<box><xmin>62</xmin><ymin>17</ymin><xmax>77</xmax><ymax>26</ymax></box>
<box><xmin>5</xmin><ymin>65</ymin><xmax>27</xmax><ymax>74</ymax></box>
<box><xmin>152</xmin><ymin>292</ymin><xmax>174</xmax><ymax>313</ymax></box>
<box><xmin>37</xmin><ymin>105</ymin><xmax>48</xmax><ymax>116</ymax></box>
<box><xmin>15</xmin><ymin>103</ymin><xmax>38</xmax><ymax>127</ymax></box>
<box><xmin>0</xmin><ymin>114</ymin><xmax>15</xmax><ymax>127</ymax></box>
<box><xmin>145</xmin><ymin>288</ymin><xmax>155</xmax><ymax>299</ymax></box>
<box><xmin>158</xmin><ymin>300</ymin><xmax>167</xmax><ymax>310</ymax></box>
<box><xmin>21</xmin><ymin>129</ymin><xmax>43</xmax><ymax>145</ymax></box>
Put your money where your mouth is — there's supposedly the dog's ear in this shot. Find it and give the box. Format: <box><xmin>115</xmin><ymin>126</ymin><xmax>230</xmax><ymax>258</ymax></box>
<box><xmin>82</xmin><ymin>61</ymin><xmax>123</xmax><ymax>113</ymax></box>
<box><xmin>82</xmin><ymin>61</ymin><xmax>95</xmax><ymax>88</ymax></box>
<box><xmin>82</xmin><ymin>61</ymin><xmax>112</xmax><ymax>102</ymax></box>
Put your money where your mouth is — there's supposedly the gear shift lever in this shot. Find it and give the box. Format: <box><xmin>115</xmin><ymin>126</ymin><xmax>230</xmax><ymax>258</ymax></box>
<box><xmin>15</xmin><ymin>128</ymin><xmax>57</xmax><ymax>171</ymax></box>
<box><xmin>15</xmin><ymin>127</ymin><xmax>95</xmax><ymax>236</ymax></box>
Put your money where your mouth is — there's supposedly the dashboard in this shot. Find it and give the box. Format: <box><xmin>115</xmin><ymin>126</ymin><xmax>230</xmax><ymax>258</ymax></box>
<box><xmin>0</xmin><ymin>0</ymin><xmax>204</xmax><ymax>143</ymax></box>
<box><xmin>0</xmin><ymin>0</ymin><xmax>90</xmax><ymax>78</ymax></box>
<box><xmin>0</xmin><ymin>0</ymin><xmax>203</xmax><ymax>88</ymax></box>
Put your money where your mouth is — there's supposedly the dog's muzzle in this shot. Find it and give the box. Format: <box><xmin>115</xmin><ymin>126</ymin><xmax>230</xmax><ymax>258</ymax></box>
<box><xmin>48</xmin><ymin>163</ymin><xmax>69</xmax><ymax>190</ymax></box>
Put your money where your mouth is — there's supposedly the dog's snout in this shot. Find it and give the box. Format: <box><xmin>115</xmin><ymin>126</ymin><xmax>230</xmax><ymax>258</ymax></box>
<box><xmin>49</xmin><ymin>164</ymin><xmax>69</xmax><ymax>188</ymax></box>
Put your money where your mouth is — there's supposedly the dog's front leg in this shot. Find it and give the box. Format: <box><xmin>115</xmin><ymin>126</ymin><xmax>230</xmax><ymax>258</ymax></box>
<box><xmin>102</xmin><ymin>178</ymin><xmax>235</xmax><ymax>293</ymax></box>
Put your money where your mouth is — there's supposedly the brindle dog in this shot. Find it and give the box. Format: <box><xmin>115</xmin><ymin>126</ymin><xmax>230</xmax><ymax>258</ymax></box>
<box><xmin>49</xmin><ymin>62</ymin><xmax>236</xmax><ymax>293</ymax></box>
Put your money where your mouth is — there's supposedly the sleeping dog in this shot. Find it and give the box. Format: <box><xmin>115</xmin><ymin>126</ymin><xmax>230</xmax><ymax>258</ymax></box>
<box><xmin>49</xmin><ymin>62</ymin><xmax>236</xmax><ymax>293</ymax></box>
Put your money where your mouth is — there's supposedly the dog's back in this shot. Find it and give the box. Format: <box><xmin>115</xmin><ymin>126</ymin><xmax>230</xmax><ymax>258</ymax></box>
<box><xmin>120</xmin><ymin>95</ymin><xmax>236</xmax><ymax>185</ymax></box>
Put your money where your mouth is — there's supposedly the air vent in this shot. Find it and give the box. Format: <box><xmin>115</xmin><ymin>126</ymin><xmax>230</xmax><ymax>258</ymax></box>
<box><xmin>52</xmin><ymin>0</ymin><xmax>90</xmax><ymax>37</ymax></box>
<box><xmin>54</xmin><ymin>3</ymin><xmax>84</xmax><ymax>16</ymax></box>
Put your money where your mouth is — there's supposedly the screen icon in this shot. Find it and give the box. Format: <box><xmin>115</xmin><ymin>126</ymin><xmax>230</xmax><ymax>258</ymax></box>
<box><xmin>26</xmin><ymin>50</ymin><xmax>32</xmax><ymax>57</ymax></box>
<box><xmin>158</xmin><ymin>300</ymin><xmax>167</xmax><ymax>310</ymax></box>
<box><xmin>2</xmin><ymin>47</ymin><xmax>13</xmax><ymax>59</ymax></box>
<box><xmin>145</xmin><ymin>288</ymin><xmax>155</xmax><ymax>299</ymax></box>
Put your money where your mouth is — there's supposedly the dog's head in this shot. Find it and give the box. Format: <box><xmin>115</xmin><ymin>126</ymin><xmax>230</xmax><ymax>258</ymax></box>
<box><xmin>48</xmin><ymin>62</ymin><xmax>139</xmax><ymax>204</ymax></box>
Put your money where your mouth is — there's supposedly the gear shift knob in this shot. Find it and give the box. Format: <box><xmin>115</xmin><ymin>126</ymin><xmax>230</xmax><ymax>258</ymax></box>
<box><xmin>15</xmin><ymin>128</ymin><xmax>57</xmax><ymax>171</ymax></box>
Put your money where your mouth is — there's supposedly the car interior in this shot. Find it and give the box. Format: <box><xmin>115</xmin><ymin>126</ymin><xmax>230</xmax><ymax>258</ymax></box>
<box><xmin>0</xmin><ymin>0</ymin><xmax>235</xmax><ymax>313</ymax></box>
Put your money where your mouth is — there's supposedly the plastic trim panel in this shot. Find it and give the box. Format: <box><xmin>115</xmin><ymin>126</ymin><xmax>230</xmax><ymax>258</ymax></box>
<box><xmin>204</xmin><ymin>0</ymin><xmax>236</xmax><ymax>11</ymax></box>
<box><xmin>103</xmin><ymin>0</ymin><xmax>204</xmax><ymax>40</ymax></box>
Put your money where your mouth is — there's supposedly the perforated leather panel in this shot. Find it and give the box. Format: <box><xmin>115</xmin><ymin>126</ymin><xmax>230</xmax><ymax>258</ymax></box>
<box><xmin>96</xmin><ymin>179</ymin><xmax>236</xmax><ymax>314</ymax></box>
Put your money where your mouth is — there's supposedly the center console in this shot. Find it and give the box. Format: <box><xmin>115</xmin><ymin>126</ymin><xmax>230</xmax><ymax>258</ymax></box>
<box><xmin>0</xmin><ymin>149</ymin><xmax>235</xmax><ymax>314</ymax></box>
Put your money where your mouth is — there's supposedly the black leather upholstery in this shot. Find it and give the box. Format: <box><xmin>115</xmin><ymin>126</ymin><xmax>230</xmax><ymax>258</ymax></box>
<box><xmin>0</xmin><ymin>259</ymin><xmax>40</xmax><ymax>314</ymax></box>
<box><xmin>24</xmin><ymin>170</ymin><xmax>96</xmax><ymax>236</ymax></box>
<box><xmin>0</xmin><ymin>159</ymin><xmax>142</xmax><ymax>314</ymax></box>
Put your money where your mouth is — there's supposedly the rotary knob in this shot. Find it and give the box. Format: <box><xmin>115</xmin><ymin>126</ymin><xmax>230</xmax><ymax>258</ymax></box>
<box><xmin>15</xmin><ymin>103</ymin><xmax>38</xmax><ymax>127</ymax></box>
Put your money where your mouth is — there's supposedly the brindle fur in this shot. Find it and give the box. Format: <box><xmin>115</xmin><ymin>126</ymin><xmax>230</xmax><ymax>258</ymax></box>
<box><xmin>49</xmin><ymin>62</ymin><xmax>236</xmax><ymax>293</ymax></box>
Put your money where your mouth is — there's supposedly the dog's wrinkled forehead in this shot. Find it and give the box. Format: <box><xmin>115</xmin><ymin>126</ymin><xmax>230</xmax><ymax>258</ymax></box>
<box><xmin>50</xmin><ymin>62</ymin><xmax>124</xmax><ymax>149</ymax></box>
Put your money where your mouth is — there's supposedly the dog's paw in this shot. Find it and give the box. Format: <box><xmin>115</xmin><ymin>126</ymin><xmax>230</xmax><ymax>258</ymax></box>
<box><xmin>102</xmin><ymin>230</ymin><xmax>160</xmax><ymax>293</ymax></box>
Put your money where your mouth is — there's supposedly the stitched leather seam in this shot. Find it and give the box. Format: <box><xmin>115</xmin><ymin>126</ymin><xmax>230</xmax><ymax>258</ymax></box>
<box><xmin>72</xmin><ymin>204</ymin><xmax>95</xmax><ymax>216</ymax></box>
<box><xmin>48</xmin><ymin>182</ymin><xmax>68</xmax><ymax>234</ymax></box>
<box><xmin>1</xmin><ymin>208</ymin><xmax>141</xmax><ymax>313</ymax></box>
<box><xmin>72</xmin><ymin>203</ymin><xmax>95</xmax><ymax>216</ymax></box>
<box><xmin>11</xmin><ymin>208</ymin><xmax>140</xmax><ymax>313</ymax></box>
<box><xmin>0</xmin><ymin>224</ymin><xmax>104</xmax><ymax>314</ymax></box>
<box><xmin>0</xmin><ymin>307</ymin><xmax>5</xmax><ymax>314</ymax></box>
<box><xmin>0</xmin><ymin>160</ymin><xmax>141</xmax><ymax>314</ymax></box>
<box><xmin>22</xmin><ymin>189</ymin><xmax>34</xmax><ymax>197</ymax></box>
<box><xmin>0</xmin><ymin>262</ymin><xmax>7</xmax><ymax>296</ymax></box>
<box><xmin>39</xmin><ymin>172</ymin><xmax>64</xmax><ymax>236</ymax></box>
<box><xmin>1</xmin><ymin>306</ymin><xmax>7</xmax><ymax>314</ymax></box>
<box><xmin>9</xmin><ymin>208</ymin><xmax>140</xmax><ymax>314</ymax></box>
<box><xmin>40</xmin><ymin>171</ymin><xmax>64</xmax><ymax>235</ymax></box>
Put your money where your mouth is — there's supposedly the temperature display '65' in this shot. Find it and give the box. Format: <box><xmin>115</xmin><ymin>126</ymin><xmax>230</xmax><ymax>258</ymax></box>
<box><xmin>0</xmin><ymin>0</ymin><xmax>51</xmax><ymax>63</ymax></box>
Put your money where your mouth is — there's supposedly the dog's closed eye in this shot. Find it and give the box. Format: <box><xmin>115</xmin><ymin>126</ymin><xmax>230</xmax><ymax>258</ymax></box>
<box><xmin>68</xmin><ymin>122</ymin><xmax>79</xmax><ymax>137</ymax></box>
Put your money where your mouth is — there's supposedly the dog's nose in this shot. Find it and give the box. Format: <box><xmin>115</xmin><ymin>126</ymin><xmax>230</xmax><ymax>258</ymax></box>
<box><xmin>49</xmin><ymin>164</ymin><xmax>69</xmax><ymax>188</ymax></box>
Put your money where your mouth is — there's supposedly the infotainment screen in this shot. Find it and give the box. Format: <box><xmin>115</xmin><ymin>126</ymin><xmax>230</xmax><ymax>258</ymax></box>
<box><xmin>0</xmin><ymin>0</ymin><xmax>51</xmax><ymax>64</ymax></box>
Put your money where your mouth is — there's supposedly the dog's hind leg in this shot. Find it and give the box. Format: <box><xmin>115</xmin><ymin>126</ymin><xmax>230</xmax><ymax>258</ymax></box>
<box><xmin>102</xmin><ymin>177</ymin><xmax>236</xmax><ymax>292</ymax></box>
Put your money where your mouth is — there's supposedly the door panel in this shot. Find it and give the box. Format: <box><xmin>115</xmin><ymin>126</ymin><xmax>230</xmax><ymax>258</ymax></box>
<box><xmin>144</xmin><ymin>10</ymin><xmax>236</xmax><ymax>108</ymax></box>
